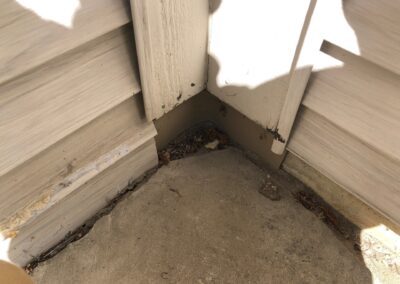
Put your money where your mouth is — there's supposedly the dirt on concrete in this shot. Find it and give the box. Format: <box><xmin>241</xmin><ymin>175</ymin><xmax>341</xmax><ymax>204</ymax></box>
<box><xmin>25</xmin><ymin>125</ymin><xmax>229</xmax><ymax>274</ymax></box>
<box><xmin>32</xmin><ymin>148</ymin><xmax>372</xmax><ymax>283</ymax></box>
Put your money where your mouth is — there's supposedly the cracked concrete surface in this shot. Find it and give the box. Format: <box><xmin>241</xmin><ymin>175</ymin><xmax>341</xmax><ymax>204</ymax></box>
<box><xmin>32</xmin><ymin>149</ymin><xmax>372</xmax><ymax>283</ymax></box>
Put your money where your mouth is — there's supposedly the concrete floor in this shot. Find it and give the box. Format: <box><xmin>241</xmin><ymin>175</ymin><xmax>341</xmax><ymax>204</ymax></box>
<box><xmin>32</xmin><ymin>149</ymin><xmax>372</xmax><ymax>283</ymax></box>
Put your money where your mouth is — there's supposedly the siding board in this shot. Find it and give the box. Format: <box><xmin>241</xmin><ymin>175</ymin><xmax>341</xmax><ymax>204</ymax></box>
<box><xmin>0</xmin><ymin>0</ymin><xmax>131</xmax><ymax>84</ymax></box>
<box><xmin>7</xmin><ymin>139</ymin><xmax>158</xmax><ymax>266</ymax></box>
<box><xmin>0</xmin><ymin>97</ymin><xmax>155</xmax><ymax>230</ymax></box>
<box><xmin>0</xmin><ymin>26</ymin><xmax>140</xmax><ymax>176</ymax></box>
<box><xmin>288</xmin><ymin>108</ymin><xmax>400</xmax><ymax>225</ymax></box>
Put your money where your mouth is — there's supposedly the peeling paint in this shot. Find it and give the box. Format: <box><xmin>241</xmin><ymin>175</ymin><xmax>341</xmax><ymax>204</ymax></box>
<box><xmin>0</xmin><ymin>191</ymin><xmax>51</xmax><ymax>235</ymax></box>
<box><xmin>0</xmin><ymin>141</ymin><xmax>137</xmax><ymax>237</ymax></box>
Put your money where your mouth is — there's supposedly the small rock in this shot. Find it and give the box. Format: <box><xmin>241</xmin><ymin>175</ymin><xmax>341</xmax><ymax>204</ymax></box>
<box><xmin>159</xmin><ymin>150</ymin><xmax>171</xmax><ymax>165</ymax></box>
<box><xmin>205</xmin><ymin>139</ymin><xmax>219</xmax><ymax>150</ymax></box>
<box><xmin>259</xmin><ymin>183</ymin><xmax>281</xmax><ymax>201</ymax></box>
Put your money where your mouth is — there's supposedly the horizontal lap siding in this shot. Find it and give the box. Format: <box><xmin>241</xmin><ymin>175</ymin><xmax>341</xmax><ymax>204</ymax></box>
<box><xmin>0</xmin><ymin>0</ymin><xmax>158</xmax><ymax>265</ymax></box>
<box><xmin>0</xmin><ymin>0</ymin><xmax>131</xmax><ymax>84</ymax></box>
<box><xmin>287</xmin><ymin>1</ymin><xmax>400</xmax><ymax>226</ymax></box>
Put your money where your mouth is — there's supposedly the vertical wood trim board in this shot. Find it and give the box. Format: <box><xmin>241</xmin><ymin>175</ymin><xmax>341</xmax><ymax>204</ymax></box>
<box><xmin>270</xmin><ymin>0</ymin><xmax>317</xmax><ymax>155</ymax></box>
<box><xmin>271</xmin><ymin>67</ymin><xmax>312</xmax><ymax>154</ymax></box>
<box><xmin>130</xmin><ymin>0</ymin><xmax>208</xmax><ymax>120</ymax></box>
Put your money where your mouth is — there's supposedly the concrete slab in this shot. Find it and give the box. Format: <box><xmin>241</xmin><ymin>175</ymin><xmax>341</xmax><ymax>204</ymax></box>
<box><xmin>32</xmin><ymin>149</ymin><xmax>372</xmax><ymax>283</ymax></box>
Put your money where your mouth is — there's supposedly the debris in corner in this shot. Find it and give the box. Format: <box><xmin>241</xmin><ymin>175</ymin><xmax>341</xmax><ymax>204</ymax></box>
<box><xmin>158</xmin><ymin>124</ymin><xmax>230</xmax><ymax>166</ymax></box>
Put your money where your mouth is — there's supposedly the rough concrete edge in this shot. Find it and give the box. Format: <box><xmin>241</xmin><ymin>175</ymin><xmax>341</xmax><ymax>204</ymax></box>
<box><xmin>24</xmin><ymin>122</ymin><xmax>229</xmax><ymax>274</ymax></box>
<box><xmin>24</xmin><ymin>166</ymin><xmax>159</xmax><ymax>274</ymax></box>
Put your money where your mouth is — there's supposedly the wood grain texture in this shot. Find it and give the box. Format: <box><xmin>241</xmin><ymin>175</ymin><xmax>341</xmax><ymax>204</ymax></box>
<box><xmin>324</xmin><ymin>0</ymin><xmax>400</xmax><ymax>75</ymax></box>
<box><xmin>207</xmin><ymin>0</ymin><xmax>311</xmax><ymax>129</ymax></box>
<box><xmin>130</xmin><ymin>0</ymin><xmax>208</xmax><ymax>120</ymax></box>
<box><xmin>271</xmin><ymin>0</ymin><xmax>319</xmax><ymax>154</ymax></box>
<box><xmin>0</xmin><ymin>96</ymin><xmax>156</xmax><ymax>230</ymax></box>
<box><xmin>288</xmin><ymin>108</ymin><xmax>400</xmax><ymax>225</ymax></box>
<box><xmin>303</xmin><ymin>43</ymin><xmax>400</xmax><ymax>163</ymax></box>
<box><xmin>0</xmin><ymin>26</ymin><xmax>140</xmax><ymax>177</ymax></box>
<box><xmin>6</xmin><ymin>139</ymin><xmax>158</xmax><ymax>266</ymax></box>
<box><xmin>271</xmin><ymin>67</ymin><xmax>312</xmax><ymax>154</ymax></box>
<box><xmin>0</xmin><ymin>0</ymin><xmax>131</xmax><ymax>84</ymax></box>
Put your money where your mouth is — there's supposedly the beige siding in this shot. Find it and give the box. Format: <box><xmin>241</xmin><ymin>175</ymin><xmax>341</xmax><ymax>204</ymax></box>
<box><xmin>0</xmin><ymin>0</ymin><xmax>131</xmax><ymax>84</ymax></box>
<box><xmin>288</xmin><ymin>0</ymin><xmax>400</xmax><ymax>225</ymax></box>
<box><xmin>0</xmin><ymin>1</ymin><xmax>158</xmax><ymax>265</ymax></box>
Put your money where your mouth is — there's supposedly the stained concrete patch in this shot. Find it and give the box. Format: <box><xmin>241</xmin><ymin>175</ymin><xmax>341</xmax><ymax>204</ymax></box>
<box><xmin>33</xmin><ymin>149</ymin><xmax>372</xmax><ymax>283</ymax></box>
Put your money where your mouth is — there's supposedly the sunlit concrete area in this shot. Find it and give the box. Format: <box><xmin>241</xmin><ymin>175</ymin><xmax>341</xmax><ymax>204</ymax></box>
<box><xmin>32</xmin><ymin>149</ymin><xmax>374</xmax><ymax>283</ymax></box>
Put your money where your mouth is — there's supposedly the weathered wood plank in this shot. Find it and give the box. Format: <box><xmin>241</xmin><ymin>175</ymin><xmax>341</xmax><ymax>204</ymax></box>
<box><xmin>0</xmin><ymin>0</ymin><xmax>131</xmax><ymax>84</ymax></box>
<box><xmin>130</xmin><ymin>0</ymin><xmax>208</xmax><ymax>121</ymax></box>
<box><xmin>0</xmin><ymin>26</ymin><xmax>140</xmax><ymax>176</ymax></box>
<box><xmin>288</xmin><ymin>108</ymin><xmax>400</xmax><ymax>225</ymax></box>
<box><xmin>0</xmin><ymin>96</ymin><xmax>155</xmax><ymax>229</ymax></box>
<box><xmin>271</xmin><ymin>0</ymin><xmax>319</xmax><ymax>154</ymax></box>
<box><xmin>271</xmin><ymin>67</ymin><xmax>312</xmax><ymax>155</ymax></box>
<box><xmin>5</xmin><ymin>139</ymin><xmax>158</xmax><ymax>266</ymax></box>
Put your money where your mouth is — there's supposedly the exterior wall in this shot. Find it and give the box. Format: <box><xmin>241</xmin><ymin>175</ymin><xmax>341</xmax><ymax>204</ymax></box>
<box><xmin>0</xmin><ymin>0</ymin><xmax>157</xmax><ymax>265</ymax></box>
<box><xmin>288</xmin><ymin>0</ymin><xmax>400</xmax><ymax>225</ymax></box>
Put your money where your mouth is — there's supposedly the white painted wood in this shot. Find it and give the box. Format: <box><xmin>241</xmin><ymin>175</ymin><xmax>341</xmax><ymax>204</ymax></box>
<box><xmin>271</xmin><ymin>67</ymin><xmax>312</xmax><ymax>154</ymax></box>
<box><xmin>271</xmin><ymin>0</ymin><xmax>317</xmax><ymax>154</ymax></box>
<box><xmin>5</xmin><ymin>139</ymin><xmax>158</xmax><ymax>266</ymax></box>
<box><xmin>288</xmin><ymin>108</ymin><xmax>400</xmax><ymax>225</ymax></box>
<box><xmin>0</xmin><ymin>26</ymin><xmax>140</xmax><ymax>177</ymax></box>
<box><xmin>303</xmin><ymin>43</ymin><xmax>400</xmax><ymax>163</ymax></box>
<box><xmin>0</xmin><ymin>96</ymin><xmax>155</xmax><ymax>229</ymax></box>
<box><xmin>130</xmin><ymin>0</ymin><xmax>208</xmax><ymax>120</ymax></box>
<box><xmin>0</xmin><ymin>0</ymin><xmax>131</xmax><ymax>84</ymax></box>
<box><xmin>207</xmin><ymin>0</ymin><xmax>311</xmax><ymax>129</ymax></box>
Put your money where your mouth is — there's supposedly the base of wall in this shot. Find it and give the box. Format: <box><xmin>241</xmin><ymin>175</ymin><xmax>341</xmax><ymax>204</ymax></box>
<box><xmin>154</xmin><ymin>91</ymin><xmax>284</xmax><ymax>169</ymax></box>
<box><xmin>155</xmin><ymin>90</ymin><xmax>400</xmax><ymax>238</ymax></box>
